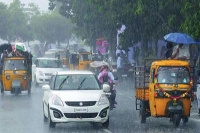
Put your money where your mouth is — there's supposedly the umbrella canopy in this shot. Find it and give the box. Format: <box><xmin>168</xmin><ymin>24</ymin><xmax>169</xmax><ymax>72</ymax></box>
<box><xmin>0</xmin><ymin>43</ymin><xmax>12</xmax><ymax>53</ymax></box>
<box><xmin>90</xmin><ymin>61</ymin><xmax>109</xmax><ymax>68</ymax></box>
<box><xmin>164</xmin><ymin>32</ymin><xmax>196</xmax><ymax>44</ymax></box>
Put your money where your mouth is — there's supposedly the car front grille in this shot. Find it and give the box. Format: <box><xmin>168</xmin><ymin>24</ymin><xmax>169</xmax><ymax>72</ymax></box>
<box><xmin>45</xmin><ymin>73</ymin><xmax>52</xmax><ymax>76</ymax></box>
<box><xmin>65</xmin><ymin>101</ymin><xmax>96</xmax><ymax>106</ymax></box>
<box><xmin>64</xmin><ymin>113</ymin><xmax>98</xmax><ymax>118</ymax></box>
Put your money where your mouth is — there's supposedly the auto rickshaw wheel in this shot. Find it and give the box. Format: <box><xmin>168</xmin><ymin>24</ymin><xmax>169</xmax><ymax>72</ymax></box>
<box><xmin>28</xmin><ymin>82</ymin><xmax>31</xmax><ymax>94</ymax></box>
<box><xmin>182</xmin><ymin>116</ymin><xmax>189</xmax><ymax>123</ymax></box>
<box><xmin>139</xmin><ymin>101</ymin><xmax>146</xmax><ymax>124</ymax></box>
<box><xmin>173</xmin><ymin>114</ymin><xmax>181</xmax><ymax>127</ymax></box>
<box><xmin>15</xmin><ymin>88</ymin><xmax>19</xmax><ymax>96</ymax></box>
<box><xmin>1</xmin><ymin>88</ymin><xmax>4</xmax><ymax>94</ymax></box>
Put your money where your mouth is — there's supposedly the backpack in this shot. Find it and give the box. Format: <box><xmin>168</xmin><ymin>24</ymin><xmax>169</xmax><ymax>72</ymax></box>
<box><xmin>99</xmin><ymin>69</ymin><xmax>112</xmax><ymax>84</ymax></box>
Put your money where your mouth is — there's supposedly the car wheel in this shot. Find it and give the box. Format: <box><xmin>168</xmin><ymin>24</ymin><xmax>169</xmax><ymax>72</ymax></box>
<box><xmin>102</xmin><ymin>117</ymin><xmax>109</xmax><ymax>128</ymax></box>
<box><xmin>48</xmin><ymin>107</ymin><xmax>56</xmax><ymax>128</ymax></box>
<box><xmin>34</xmin><ymin>76</ymin><xmax>39</xmax><ymax>87</ymax></box>
<box><xmin>43</xmin><ymin>103</ymin><xmax>48</xmax><ymax>122</ymax></box>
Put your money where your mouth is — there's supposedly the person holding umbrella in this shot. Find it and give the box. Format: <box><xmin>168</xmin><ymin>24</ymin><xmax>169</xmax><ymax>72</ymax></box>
<box><xmin>170</xmin><ymin>43</ymin><xmax>190</xmax><ymax>60</ymax></box>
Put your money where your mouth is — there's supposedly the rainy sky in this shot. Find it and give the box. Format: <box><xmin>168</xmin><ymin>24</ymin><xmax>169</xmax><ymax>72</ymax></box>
<box><xmin>0</xmin><ymin>0</ymin><xmax>49</xmax><ymax>11</ymax></box>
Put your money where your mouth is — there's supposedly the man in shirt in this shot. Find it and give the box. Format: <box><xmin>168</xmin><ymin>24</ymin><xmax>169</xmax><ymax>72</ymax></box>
<box><xmin>171</xmin><ymin>44</ymin><xmax>190</xmax><ymax>60</ymax></box>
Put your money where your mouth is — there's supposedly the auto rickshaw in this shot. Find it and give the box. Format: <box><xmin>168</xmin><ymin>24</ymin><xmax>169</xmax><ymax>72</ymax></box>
<box><xmin>135</xmin><ymin>59</ymin><xmax>194</xmax><ymax>127</ymax></box>
<box><xmin>0</xmin><ymin>51</ymin><xmax>32</xmax><ymax>95</ymax></box>
<box><xmin>55</xmin><ymin>50</ymin><xmax>68</xmax><ymax>66</ymax></box>
<box><xmin>69</xmin><ymin>52</ymin><xmax>92</xmax><ymax>70</ymax></box>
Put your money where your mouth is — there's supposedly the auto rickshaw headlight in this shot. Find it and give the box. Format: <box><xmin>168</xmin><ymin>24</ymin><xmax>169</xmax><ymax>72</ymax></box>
<box><xmin>23</xmin><ymin>75</ymin><xmax>27</xmax><ymax>80</ymax></box>
<box><xmin>6</xmin><ymin>75</ymin><xmax>10</xmax><ymax>80</ymax></box>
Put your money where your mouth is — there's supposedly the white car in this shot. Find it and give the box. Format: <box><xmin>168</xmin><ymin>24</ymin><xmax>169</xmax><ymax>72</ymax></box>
<box><xmin>33</xmin><ymin>57</ymin><xmax>65</xmax><ymax>86</ymax></box>
<box><xmin>42</xmin><ymin>71</ymin><xmax>110</xmax><ymax>128</ymax></box>
<box><xmin>44</xmin><ymin>49</ymin><xmax>63</xmax><ymax>56</ymax></box>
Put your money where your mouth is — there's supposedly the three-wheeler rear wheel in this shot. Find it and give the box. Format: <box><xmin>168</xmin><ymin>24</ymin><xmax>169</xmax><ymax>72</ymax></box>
<box><xmin>139</xmin><ymin>100</ymin><xmax>146</xmax><ymax>124</ymax></box>
<box><xmin>173</xmin><ymin>114</ymin><xmax>181</xmax><ymax>127</ymax></box>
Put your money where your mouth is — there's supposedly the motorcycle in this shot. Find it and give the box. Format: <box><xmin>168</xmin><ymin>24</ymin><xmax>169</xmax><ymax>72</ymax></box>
<box><xmin>104</xmin><ymin>77</ymin><xmax>118</xmax><ymax>110</ymax></box>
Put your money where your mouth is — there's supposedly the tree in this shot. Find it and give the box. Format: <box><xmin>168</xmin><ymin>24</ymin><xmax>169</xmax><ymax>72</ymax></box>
<box><xmin>31</xmin><ymin>12</ymin><xmax>73</xmax><ymax>48</ymax></box>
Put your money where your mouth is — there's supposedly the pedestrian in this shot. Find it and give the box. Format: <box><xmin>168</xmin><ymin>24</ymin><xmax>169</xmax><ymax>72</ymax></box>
<box><xmin>164</xmin><ymin>42</ymin><xmax>173</xmax><ymax>59</ymax></box>
<box><xmin>171</xmin><ymin>43</ymin><xmax>190</xmax><ymax>60</ymax></box>
<box><xmin>116</xmin><ymin>45</ymin><xmax>126</xmax><ymax>79</ymax></box>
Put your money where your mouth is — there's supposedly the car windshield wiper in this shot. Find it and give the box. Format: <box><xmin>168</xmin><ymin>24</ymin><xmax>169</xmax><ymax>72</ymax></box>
<box><xmin>58</xmin><ymin>76</ymin><xmax>69</xmax><ymax>90</ymax></box>
<box><xmin>77</xmin><ymin>78</ymin><xmax>86</xmax><ymax>90</ymax></box>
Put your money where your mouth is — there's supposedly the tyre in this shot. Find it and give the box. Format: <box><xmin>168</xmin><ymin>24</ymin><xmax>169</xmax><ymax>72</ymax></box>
<box><xmin>173</xmin><ymin>114</ymin><xmax>181</xmax><ymax>127</ymax></box>
<box><xmin>43</xmin><ymin>103</ymin><xmax>48</xmax><ymax>122</ymax></box>
<box><xmin>102</xmin><ymin>117</ymin><xmax>109</xmax><ymax>128</ymax></box>
<box><xmin>28</xmin><ymin>82</ymin><xmax>31</xmax><ymax>94</ymax></box>
<box><xmin>1</xmin><ymin>88</ymin><xmax>4</xmax><ymax>94</ymax></box>
<box><xmin>48</xmin><ymin>108</ymin><xmax>56</xmax><ymax>128</ymax></box>
<box><xmin>182</xmin><ymin>116</ymin><xmax>189</xmax><ymax>124</ymax></box>
<box><xmin>139</xmin><ymin>101</ymin><xmax>146</xmax><ymax>124</ymax></box>
<box><xmin>15</xmin><ymin>88</ymin><xmax>19</xmax><ymax>96</ymax></box>
<box><xmin>34</xmin><ymin>76</ymin><xmax>39</xmax><ymax>87</ymax></box>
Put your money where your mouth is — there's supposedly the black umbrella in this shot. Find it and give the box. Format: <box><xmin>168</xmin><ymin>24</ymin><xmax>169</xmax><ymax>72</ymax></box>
<box><xmin>0</xmin><ymin>43</ymin><xmax>12</xmax><ymax>53</ymax></box>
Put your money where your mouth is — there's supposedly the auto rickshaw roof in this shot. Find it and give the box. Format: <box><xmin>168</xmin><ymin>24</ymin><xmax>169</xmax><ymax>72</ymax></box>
<box><xmin>151</xmin><ymin>59</ymin><xmax>190</xmax><ymax>66</ymax></box>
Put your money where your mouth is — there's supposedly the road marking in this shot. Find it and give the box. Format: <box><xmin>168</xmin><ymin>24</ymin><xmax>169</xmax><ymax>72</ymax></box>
<box><xmin>118</xmin><ymin>93</ymin><xmax>134</xmax><ymax>99</ymax></box>
<box><xmin>103</xmin><ymin>129</ymin><xmax>112</xmax><ymax>133</ymax></box>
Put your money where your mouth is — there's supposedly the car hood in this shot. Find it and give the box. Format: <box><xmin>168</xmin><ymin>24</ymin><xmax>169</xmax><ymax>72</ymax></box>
<box><xmin>37</xmin><ymin>68</ymin><xmax>64</xmax><ymax>73</ymax></box>
<box><xmin>52</xmin><ymin>90</ymin><xmax>103</xmax><ymax>101</ymax></box>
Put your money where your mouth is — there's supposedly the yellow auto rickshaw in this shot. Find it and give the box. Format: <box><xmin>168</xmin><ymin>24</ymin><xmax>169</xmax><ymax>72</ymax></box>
<box><xmin>69</xmin><ymin>52</ymin><xmax>92</xmax><ymax>70</ymax></box>
<box><xmin>55</xmin><ymin>50</ymin><xmax>68</xmax><ymax>66</ymax></box>
<box><xmin>135</xmin><ymin>59</ymin><xmax>194</xmax><ymax>127</ymax></box>
<box><xmin>0</xmin><ymin>56</ymin><xmax>32</xmax><ymax>95</ymax></box>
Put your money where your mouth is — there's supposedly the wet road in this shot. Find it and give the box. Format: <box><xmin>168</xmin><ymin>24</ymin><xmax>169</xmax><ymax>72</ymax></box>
<box><xmin>0</xmin><ymin>80</ymin><xmax>200</xmax><ymax>133</ymax></box>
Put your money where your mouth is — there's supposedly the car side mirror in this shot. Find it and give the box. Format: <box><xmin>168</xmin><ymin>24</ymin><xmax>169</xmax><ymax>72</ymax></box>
<box><xmin>42</xmin><ymin>84</ymin><xmax>50</xmax><ymax>91</ymax></box>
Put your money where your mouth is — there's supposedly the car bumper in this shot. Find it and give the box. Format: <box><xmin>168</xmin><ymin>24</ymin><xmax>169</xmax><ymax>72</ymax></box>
<box><xmin>49</xmin><ymin>104</ymin><xmax>110</xmax><ymax>123</ymax></box>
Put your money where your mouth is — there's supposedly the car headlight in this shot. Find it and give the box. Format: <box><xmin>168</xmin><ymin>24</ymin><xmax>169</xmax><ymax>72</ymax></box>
<box><xmin>98</xmin><ymin>94</ymin><xmax>109</xmax><ymax>105</ymax></box>
<box><xmin>38</xmin><ymin>70</ymin><xmax>44</xmax><ymax>76</ymax></box>
<box><xmin>52</xmin><ymin>94</ymin><xmax>64</xmax><ymax>106</ymax></box>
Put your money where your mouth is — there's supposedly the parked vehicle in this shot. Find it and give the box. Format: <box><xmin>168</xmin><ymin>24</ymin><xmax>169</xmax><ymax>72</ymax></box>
<box><xmin>33</xmin><ymin>57</ymin><xmax>65</xmax><ymax>87</ymax></box>
<box><xmin>42</xmin><ymin>70</ymin><xmax>110</xmax><ymax>128</ymax></box>
<box><xmin>135</xmin><ymin>59</ymin><xmax>194</xmax><ymax>127</ymax></box>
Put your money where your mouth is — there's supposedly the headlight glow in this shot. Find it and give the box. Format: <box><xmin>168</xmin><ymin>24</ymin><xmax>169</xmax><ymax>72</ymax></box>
<box><xmin>98</xmin><ymin>94</ymin><xmax>109</xmax><ymax>105</ymax></box>
<box><xmin>52</xmin><ymin>94</ymin><xmax>64</xmax><ymax>106</ymax></box>
<box><xmin>6</xmin><ymin>75</ymin><xmax>10</xmax><ymax>80</ymax></box>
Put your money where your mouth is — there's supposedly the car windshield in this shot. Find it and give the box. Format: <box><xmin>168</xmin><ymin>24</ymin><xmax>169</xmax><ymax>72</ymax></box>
<box><xmin>5</xmin><ymin>59</ymin><xmax>26</xmax><ymax>70</ymax></box>
<box><xmin>157</xmin><ymin>67</ymin><xmax>190</xmax><ymax>84</ymax></box>
<box><xmin>38</xmin><ymin>59</ymin><xmax>62</xmax><ymax>68</ymax></box>
<box><xmin>54</xmin><ymin>74</ymin><xmax>100</xmax><ymax>90</ymax></box>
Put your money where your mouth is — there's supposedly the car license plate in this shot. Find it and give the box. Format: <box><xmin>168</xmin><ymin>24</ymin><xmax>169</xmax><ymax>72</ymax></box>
<box><xmin>122</xmin><ymin>74</ymin><xmax>127</xmax><ymax>77</ymax></box>
<box><xmin>74</xmin><ymin>108</ymin><xmax>88</xmax><ymax>113</ymax></box>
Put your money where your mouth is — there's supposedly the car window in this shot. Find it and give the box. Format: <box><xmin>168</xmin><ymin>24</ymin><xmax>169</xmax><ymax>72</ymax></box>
<box><xmin>38</xmin><ymin>59</ymin><xmax>62</xmax><ymax>68</ymax></box>
<box><xmin>54</xmin><ymin>74</ymin><xmax>100</xmax><ymax>90</ymax></box>
<box><xmin>49</xmin><ymin>75</ymin><xmax>56</xmax><ymax>89</ymax></box>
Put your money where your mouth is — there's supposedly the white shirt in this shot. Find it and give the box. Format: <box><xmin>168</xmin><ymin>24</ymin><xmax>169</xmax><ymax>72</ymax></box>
<box><xmin>172</xmin><ymin>45</ymin><xmax>190</xmax><ymax>59</ymax></box>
